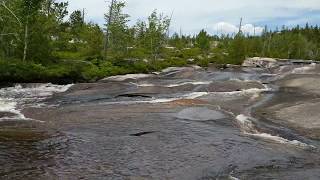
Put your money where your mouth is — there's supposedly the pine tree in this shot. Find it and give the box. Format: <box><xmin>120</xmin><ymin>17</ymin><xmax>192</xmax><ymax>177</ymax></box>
<box><xmin>196</xmin><ymin>29</ymin><xmax>211</xmax><ymax>52</ymax></box>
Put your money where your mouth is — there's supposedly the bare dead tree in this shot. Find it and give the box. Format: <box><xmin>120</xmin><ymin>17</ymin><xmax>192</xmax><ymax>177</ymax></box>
<box><xmin>23</xmin><ymin>16</ymin><xmax>28</xmax><ymax>62</ymax></box>
<box><xmin>0</xmin><ymin>1</ymin><xmax>21</xmax><ymax>59</ymax></box>
<box><xmin>82</xmin><ymin>8</ymin><xmax>85</xmax><ymax>23</ymax></box>
<box><xmin>0</xmin><ymin>1</ymin><xmax>22</xmax><ymax>26</ymax></box>
<box><xmin>165</xmin><ymin>11</ymin><xmax>174</xmax><ymax>45</ymax></box>
<box><xmin>1</xmin><ymin>0</ymin><xmax>28</xmax><ymax>62</ymax></box>
<box><xmin>238</xmin><ymin>17</ymin><xmax>243</xmax><ymax>34</ymax></box>
<box><xmin>103</xmin><ymin>0</ymin><xmax>115</xmax><ymax>60</ymax></box>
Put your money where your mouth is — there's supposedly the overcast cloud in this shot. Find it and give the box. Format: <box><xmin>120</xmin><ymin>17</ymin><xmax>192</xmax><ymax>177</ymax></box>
<box><xmin>62</xmin><ymin>0</ymin><xmax>320</xmax><ymax>35</ymax></box>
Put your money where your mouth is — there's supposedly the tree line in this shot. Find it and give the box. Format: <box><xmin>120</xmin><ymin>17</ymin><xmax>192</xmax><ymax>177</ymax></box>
<box><xmin>0</xmin><ymin>0</ymin><xmax>172</xmax><ymax>62</ymax></box>
<box><xmin>0</xmin><ymin>0</ymin><xmax>319</xmax><ymax>83</ymax></box>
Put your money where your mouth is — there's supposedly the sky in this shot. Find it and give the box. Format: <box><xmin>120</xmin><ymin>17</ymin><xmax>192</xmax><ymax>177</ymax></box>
<box><xmin>62</xmin><ymin>0</ymin><xmax>320</xmax><ymax>35</ymax></box>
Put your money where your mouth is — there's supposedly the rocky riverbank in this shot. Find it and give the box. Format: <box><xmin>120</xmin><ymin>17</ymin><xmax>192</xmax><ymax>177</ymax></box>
<box><xmin>0</xmin><ymin>59</ymin><xmax>320</xmax><ymax>179</ymax></box>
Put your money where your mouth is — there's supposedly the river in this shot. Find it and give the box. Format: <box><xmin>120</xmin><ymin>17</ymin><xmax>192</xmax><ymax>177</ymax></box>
<box><xmin>0</xmin><ymin>61</ymin><xmax>319</xmax><ymax>179</ymax></box>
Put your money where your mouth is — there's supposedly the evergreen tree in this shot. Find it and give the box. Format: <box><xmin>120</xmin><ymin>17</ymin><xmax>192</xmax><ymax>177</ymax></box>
<box><xmin>196</xmin><ymin>29</ymin><xmax>211</xmax><ymax>52</ymax></box>
<box><xmin>229</xmin><ymin>33</ymin><xmax>246</xmax><ymax>64</ymax></box>
<box><xmin>104</xmin><ymin>0</ymin><xmax>130</xmax><ymax>57</ymax></box>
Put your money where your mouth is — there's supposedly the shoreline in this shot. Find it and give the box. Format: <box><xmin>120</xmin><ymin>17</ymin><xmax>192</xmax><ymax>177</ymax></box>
<box><xmin>1</xmin><ymin>58</ymin><xmax>319</xmax><ymax>86</ymax></box>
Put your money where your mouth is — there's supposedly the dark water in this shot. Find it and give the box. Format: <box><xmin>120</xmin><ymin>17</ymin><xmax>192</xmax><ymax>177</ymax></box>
<box><xmin>0</xmin><ymin>63</ymin><xmax>320</xmax><ymax>179</ymax></box>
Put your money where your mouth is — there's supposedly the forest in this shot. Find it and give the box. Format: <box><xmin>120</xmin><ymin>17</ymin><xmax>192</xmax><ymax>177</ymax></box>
<box><xmin>1</xmin><ymin>0</ymin><xmax>320</xmax><ymax>83</ymax></box>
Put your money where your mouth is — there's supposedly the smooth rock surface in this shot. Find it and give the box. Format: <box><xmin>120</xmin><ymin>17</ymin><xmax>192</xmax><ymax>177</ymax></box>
<box><xmin>176</xmin><ymin>107</ymin><xmax>227</xmax><ymax>121</ymax></box>
<box><xmin>1</xmin><ymin>62</ymin><xmax>320</xmax><ymax>179</ymax></box>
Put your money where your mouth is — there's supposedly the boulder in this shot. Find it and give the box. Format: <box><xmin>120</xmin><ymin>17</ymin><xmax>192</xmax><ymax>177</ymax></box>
<box><xmin>243</xmin><ymin>57</ymin><xmax>278</xmax><ymax>68</ymax></box>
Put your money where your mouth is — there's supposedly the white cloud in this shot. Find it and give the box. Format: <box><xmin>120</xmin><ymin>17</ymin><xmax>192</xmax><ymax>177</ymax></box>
<box><xmin>213</xmin><ymin>22</ymin><xmax>264</xmax><ymax>36</ymax></box>
<box><xmin>62</xmin><ymin>0</ymin><xmax>320</xmax><ymax>34</ymax></box>
<box><xmin>213</xmin><ymin>22</ymin><xmax>238</xmax><ymax>34</ymax></box>
<box><xmin>242</xmin><ymin>24</ymin><xmax>264</xmax><ymax>35</ymax></box>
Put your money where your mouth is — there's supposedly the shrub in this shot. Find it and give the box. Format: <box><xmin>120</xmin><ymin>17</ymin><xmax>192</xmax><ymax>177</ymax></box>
<box><xmin>196</xmin><ymin>58</ymin><xmax>209</xmax><ymax>67</ymax></box>
<box><xmin>53</xmin><ymin>51</ymin><xmax>84</xmax><ymax>60</ymax></box>
<box><xmin>181</xmin><ymin>48</ymin><xmax>202</xmax><ymax>58</ymax></box>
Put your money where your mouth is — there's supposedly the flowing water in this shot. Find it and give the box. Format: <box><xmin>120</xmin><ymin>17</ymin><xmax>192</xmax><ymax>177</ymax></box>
<box><xmin>0</xmin><ymin>62</ymin><xmax>320</xmax><ymax>179</ymax></box>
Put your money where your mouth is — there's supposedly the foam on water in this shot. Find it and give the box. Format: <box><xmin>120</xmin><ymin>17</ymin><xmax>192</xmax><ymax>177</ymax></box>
<box><xmin>0</xmin><ymin>83</ymin><xmax>73</xmax><ymax>121</ymax></box>
<box><xmin>99</xmin><ymin>92</ymin><xmax>209</xmax><ymax>105</ymax></box>
<box><xmin>99</xmin><ymin>86</ymin><xmax>269</xmax><ymax>106</ymax></box>
<box><xmin>291</xmin><ymin>63</ymin><xmax>317</xmax><ymax>74</ymax></box>
<box><xmin>132</xmin><ymin>81</ymin><xmax>211</xmax><ymax>87</ymax></box>
<box><xmin>208</xmin><ymin>87</ymin><xmax>270</xmax><ymax>100</ymax></box>
<box><xmin>236</xmin><ymin>114</ymin><xmax>258</xmax><ymax>133</ymax></box>
<box><xmin>143</xmin><ymin>92</ymin><xmax>208</xmax><ymax>103</ymax></box>
<box><xmin>103</xmin><ymin>74</ymin><xmax>153</xmax><ymax>81</ymax></box>
<box><xmin>229</xmin><ymin>78</ymin><xmax>255</xmax><ymax>83</ymax></box>
<box><xmin>228</xmin><ymin>175</ymin><xmax>240</xmax><ymax>180</ymax></box>
<box><xmin>1</xmin><ymin>84</ymin><xmax>73</xmax><ymax>97</ymax></box>
<box><xmin>250</xmin><ymin>133</ymin><xmax>315</xmax><ymax>148</ymax></box>
<box><xmin>134</xmin><ymin>82</ymin><xmax>269</xmax><ymax>99</ymax></box>
<box><xmin>133</xmin><ymin>83</ymin><xmax>155</xmax><ymax>87</ymax></box>
<box><xmin>236</xmin><ymin>114</ymin><xmax>315</xmax><ymax>149</ymax></box>
<box><xmin>0</xmin><ymin>98</ymin><xmax>16</xmax><ymax>112</ymax></box>
<box><xmin>161</xmin><ymin>67</ymin><xmax>186</xmax><ymax>73</ymax></box>
<box><xmin>166</xmin><ymin>81</ymin><xmax>211</xmax><ymax>87</ymax></box>
<box><xmin>0</xmin><ymin>98</ymin><xmax>28</xmax><ymax>120</ymax></box>
<box><xmin>181</xmin><ymin>92</ymin><xmax>209</xmax><ymax>99</ymax></box>
<box><xmin>226</xmin><ymin>88</ymin><xmax>268</xmax><ymax>95</ymax></box>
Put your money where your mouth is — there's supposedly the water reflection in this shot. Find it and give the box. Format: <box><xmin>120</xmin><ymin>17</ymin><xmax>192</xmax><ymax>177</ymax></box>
<box><xmin>0</xmin><ymin>127</ymin><xmax>68</xmax><ymax>179</ymax></box>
